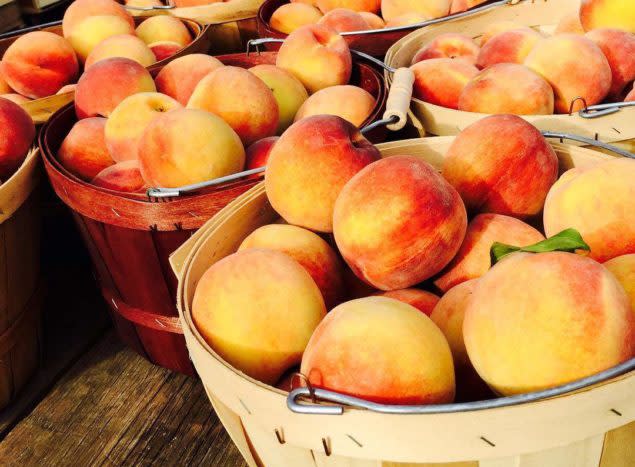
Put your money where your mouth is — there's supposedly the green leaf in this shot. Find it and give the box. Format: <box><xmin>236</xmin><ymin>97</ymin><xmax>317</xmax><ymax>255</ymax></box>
<box><xmin>490</xmin><ymin>228</ymin><xmax>591</xmax><ymax>265</ymax></box>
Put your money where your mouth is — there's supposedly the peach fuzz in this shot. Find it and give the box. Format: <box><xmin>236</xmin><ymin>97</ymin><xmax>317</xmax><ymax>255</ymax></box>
<box><xmin>316</xmin><ymin>0</ymin><xmax>380</xmax><ymax>13</ymax></box>
<box><xmin>411</xmin><ymin>33</ymin><xmax>480</xmax><ymax>65</ymax></box>
<box><xmin>74</xmin><ymin>58</ymin><xmax>156</xmax><ymax>119</ymax></box>
<box><xmin>384</xmin><ymin>13</ymin><xmax>429</xmax><ymax>27</ymax></box>
<box><xmin>359</xmin><ymin>11</ymin><xmax>384</xmax><ymax>28</ymax></box>
<box><xmin>187</xmin><ymin>66</ymin><xmax>279</xmax><ymax>145</ymax></box>
<box><xmin>58</xmin><ymin>117</ymin><xmax>114</xmax><ymax>181</ymax></box>
<box><xmin>92</xmin><ymin>160</ymin><xmax>146</xmax><ymax>193</ymax></box>
<box><xmin>464</xmin><ymin>252</ymin><xmax>635</xmax><ymax>396</ymax></box>
<box><xmin>85</xmin><ymin>34</ymin><xmax>156</xmax><ymax>69</ymax></box>
<box><xmin>524</xmin><ymin>34</ymin><xmax>611</xmax><ymax>113</ymax></box>
<box><xmin>434</xmin><ymin>213</ymin><xmax>544</xmax><ymax>292</ymax></box>
<box><xmin>245</xmin><ymin>137</ymin><xmax>278</xmax><ymax>172</ymax></box>
<box><xmin>270</xmin><ymin>3</ymin><xmax>323</xmax><ymax>34</ymax></box>
<box><xmin>62</xmin><ymin>0</ymin><xmax>134</xmax><ymax>38</ymax></box>
<box><xmin>476</xmin><ymin>28</ymin><xmax>542</xmax><ymax>69</ymax></box>
<box><xmin>458</xmin><ymin>63</ymin><xmax>554</xmax><ymax>115</ymax></box>
<box><xmin>334</xmin><ymin>156</ymin><xmax>467</xmax><ymax>290</ymax></box>
<box><xmin>381</xmin><ymin>0</ymin><xmax>450</xmax><ymax>22</ymax></box>
<box><xmin>0</xmin><ymin>98</ymin><xmax>35</xmax><ymax>179</ymax></box>
<box><xmin>148</xmin><ymin>42</ymin><xmax>182</xmax><ymax>61</ymax></box>
<box><xmin>136</xmin><ymin>16</ymin><xmax>191</xmax><ymax>47</ymax></box>
<box><xmin>605</xmin><ymin>255</ymin><xmax>635</xmax><ymax>315</ymax></box>
<box><xmin>318</xmin><ymin>8</ymin><xmax>369</xmax><ymax>32</ymax></box>
<box><xmin>442</xmin><ymin>115</ymin><xmax>558</xmax><ymax>219</ymax></box>
<box><xmin>68</xmin><ymin>15</ymin><xmax>135</xmax><ymax>62</ymax></box>
<box><xmin>193</xmin><ymin>249</ymin><xmax>326</xmax><ymax>384</ymax></box>
<box><xmin>105</xmin><ymin>92</ymin><xmax>181</xmax><ymax>162</ymax></box>
<box><xmin>376</xmin><ymin>289</ymin><xmax>439</xmax><ymax>316</ymax></box>
<box><xmin>410</xmin><ymin>58</ymin><xmax>478</xmax><ymax>109</ymax></box>
<box><xmin>1</xmin><ymin>32</ymin><xmax>78</xmax><ymax>99</ymax></box>
<box><xmin>301</xmin><ymin>296</ymin><xmax>455</xmax><ymax>404</ymax></box>
<box><xmin>543</xmin><ymin>158</ymin><xmax>635</xmax><ymax>263</ymax></box>
<box><xmin>238</xmin><ymin>224</ymin><xmax>344</xmax><ymax>309</ymax></box>
<box><xmin>586</xmin><ymin>28</ymin><xmax>635</xmax><ymax>99</ymax></box>
<box><xmin>265</xmin><ymin>115</ymin><xmax>380</xmax><ymax>232</ymax></box>
<box><xmin>449</xmin><ymin>0</ymin><xmax>487</xmax><ymax>14</ymax></box>
<box><xmin>155</xmin><ymin>54</ymin><xmax>223</xmax><ymax>106</ymax></box>
<box><xmin>554</xmin><ymin>13</ymin><xmax>585</xmax><ymax>35</ymax></box>
<box><xmin>478</xmin><ymin>21</ymin><xmax>528</xmax><ymax>46</ymax></box>
<box><xmin>0</xmin><ymin>69</ymin><xmax>12</xmax><ymax>94</ymax></box>
<box><xmin>0</xmin><ymin>94</ymin><xmax>30</xmax><ymax>105</ymax></box>
<box><xmin>294</xmin><ymin>85</ymin><xmax>374</xmax><ymax>127</ymax></box>
<box><xmin>580</xmin><ymin>0</ymin><xmax>635</xmax><ymax>34</ymax></box>
<box><xmin>248</xmin><ymin>64</ymin><xmax>308</xmax><ymax>134</ymax></box>
<box><xmin>276</xmin><ymin>24</ymin><xmax>352</xmax><ymax>94</ymax></box>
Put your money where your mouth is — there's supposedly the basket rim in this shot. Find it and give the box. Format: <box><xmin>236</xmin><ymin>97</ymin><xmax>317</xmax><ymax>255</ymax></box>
<box><xmin>0</xmin><ymin>147</ymin><xmax>40</xmax><ymax>225</ymax></box>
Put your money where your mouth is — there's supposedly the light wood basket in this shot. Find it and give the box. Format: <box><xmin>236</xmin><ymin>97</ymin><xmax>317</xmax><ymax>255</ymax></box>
<box><xmin>170</xmin><ymin>138</ymin><xmax>635</xmax><ymax>467</ymax></box>
<box><xmin>0</xmin><ymin>148</ymin><xmax>43</xmax><ymax>410</ymax></box>
<box><xmin>384</xmin><ymin>0</ymin><xmax>635</xmax><ymax>148</ymax></box>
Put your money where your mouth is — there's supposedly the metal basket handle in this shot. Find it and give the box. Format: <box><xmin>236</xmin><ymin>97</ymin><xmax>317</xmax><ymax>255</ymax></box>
<box><xmin>541</xmin><ymin>131</ymin><xmax>635</xmax><ymax>159</ymax></box>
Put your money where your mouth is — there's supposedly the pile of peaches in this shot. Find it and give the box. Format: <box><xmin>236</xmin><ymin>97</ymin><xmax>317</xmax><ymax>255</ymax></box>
<box><xmin>57</xmin><ymin>24</ymin><xmax>376</xmax><ymax>192</ymax></box>
<box><xmin>192</xmin><ymin>112</ymin><xmax>635</xmax><ymax>403</ymax></box>
<box><xmin>0</xmin><ymin>0</ymin><xmax>194</xmax><ymax>105</ymax></box>
<box><xmin>409</xmin><ymin>0</ymin><xmax>635</xmax><ymax>114</ymax></box>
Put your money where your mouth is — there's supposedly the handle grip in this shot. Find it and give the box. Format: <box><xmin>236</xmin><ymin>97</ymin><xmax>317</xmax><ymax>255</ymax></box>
<box><xmin>383</xmin><ymin>67</ymin><xmax>414</xmax><ymax>132</ymax></box>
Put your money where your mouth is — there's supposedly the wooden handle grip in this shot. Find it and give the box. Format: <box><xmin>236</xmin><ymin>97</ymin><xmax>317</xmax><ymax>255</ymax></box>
<box><xmin>384</xmin><ymin>67</ymin><xmax>414</xmax><ymax>132</ymax></box>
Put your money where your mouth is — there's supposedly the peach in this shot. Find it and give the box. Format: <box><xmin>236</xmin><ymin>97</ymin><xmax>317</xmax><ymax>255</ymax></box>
<box><xmin>1</xmin><ymin>32</ymin><xmax>78</xmax><ymax>99</ymax></box>
<box><xmin>125</xmin><ymin>0</ymin><xmax>162</xmax><ymax>7</ymax></box>
<box><xmin>434</xmin><ymin>213</ymin><xmax>545</xmax><ymax>292</ymax></box>
<box><xmin>0</xmin><ymin>94</ymin><xmax>30</xmax><ymax>105</ymax></box>
<box><xmin>334</xmin><ymin>156</ymin><xmax>467</xmax><ymax>290</ymax></box>
<box><xmin>239</xmin><ymin>224</ymin><xmax>344</xmax><ymax>308</ymax></box>
<box><xmin>580</xmin><ymin>0</ymin><xmax>635</xmax><ymax>34</ymax></box>
<box><xmin>92</xmin><ymin>160</ymin><xmax>146</xmax><ymax>192</ymax></box>
<box><xmin>265</xmin><ymin>115</ymin><xmax>380</xmax><ymax>232</ymax></box>
<box><xmin>138</xmin><ymin>108</ymin><xmax>245</xmax><ymax>188</ymax></box>
<box><xmin>294</xmin><ymin>85</ymin><xmax>374</xmax><ymax>127</ymax></box>
<box><xmin>554</xmin><ymin>13</ymin><xmax>585</xmax><ymax>35</ymax></box>
<box><xmin>245</xmin><ymin>137</ymin><xmax>278</xmax><ymax>172</ymax></box>
<box><xmin>443</xmin><ymin>115</ymin><xmax>558</xmax><ymax>219</ymax></box>
<box><xmin>68</xmin><ymin>15</ymin><xmax>136</xmax><ymax>62</ymax></box>
<box><xmin>0</xmin><ymin>98</ymin><xmax>35</xmax><ymax>179</ymax></box>
<box><xmin>301</xmin><ymin>296</ymin><xmax>455</xmax><ymax>404</ymax></box>
<box><xmin>74</xmin><ymin>57</ymin><xmax>156</xmax><ymax>119</ymax></box>
<box><xmin>605</xmin><ymin>255</ymin><xmax>635</xmax><ymax>314</ymax></box>
<box><xmin>276</xmin><ymin>24</ymin><xmax>352</xmax><ymax>94</ymax></box>
<box><xmin>105</xmin><ymin>92</ymin><xmax>181</xmax><ymax>162</ymax></box>
<box><xmin>476</xmin><ymin>29</ymin><xmax>542</xmax><ymax>69</ymax></box>
<box><xmin>478</xmin><ymin>21</ymin><xmax>528</xmax><ymax>46</ymax></box>
<box><xmin>270</xmin><ymin>3</ymin><xmax>323</xmax><ymax>34</ymax></box>
<box><xmin>586</xmin><ymin>28</ymin><xmax>635</xmax><ymax>99</ymax></box>
<box><xmin>464</xmin><ymin>252</ymin><xmax>635</xmax><ymax>395</ymax></box>
<box><xmin>376</xmin><ymin>289</ymin><xmax>439</xmax><ymax>315</ymax></box>
<box><xmin>524</xmin><ymin>34</ymin><xmax>612</xmax><ymax>113</ymax></box>
<box><xmin>359</xmin><ymin>11</ymin><xmax>384</xmax><ymax>28</ymax></box>
<box><xmin>155</xmin><ymin>54</ymin><xmax>223</xmax><ymax>106</ymax></box>
<box><xmin>62</xmin><ymin>0</ymin><xmax>134</xmax><ymax>38</ymax></box>
<box><xmin>458</xmin><ymin>63</ymin><xmax>555</xmax><ymax>115</ymax></box>
<box><xmin>384</xmin><ymin>13</ymin><xmax>429</xmax><ymax>27</ymax></box>
<box><xmin>381</xmin><ymin>0</ymin><xmax>450</xmax><ymax>22</ymax></box>
<box><xmin>543</xmin><ymin>159</ymin><xmax>635</xmax><ymax>262</ymax></box>
<box><xmin>0</xmin><ymin>68</ymin><xmax>12</xmax><ymax>94</ymax></box>
<box><xmin>187</xmin><ymin>66</ymin><xmax>279</xmax><ymax>145</ymax></box>
<box><xmin>193</xmin><ymin>249</ymin><xmax>326</xmax><ymax>384</ymax></box>
<box><xmin>449</xmin><ymin>0</ymin><xmax>487</xmax><ymax>14</ymax></box>
<box><xmin>85</xmin><ymin>34</ymin><xmax>156</xmax><ymax>68</ymax></box>
<box><xmin>411</xmin><ymin>33</ymin><xmax>480</xmax><ymax>65</ymax></box>
<box><xmin>318</xmin><ymin>8</ymin><xmax>369</xmax><ymax>32</ymax></box>
<box><xmin>58</xmin><ymin>117</ymin><xmax>114</xmax><ymax>181</ymax></box>
<box><xmin>627</xmin><ymin>85</ymin><xmax>635</xmax><ymax>101</ymax></box>
<box><xmin>136</xmin><ymin>16</ymin><xmax>191</xmax><ymax>47</ymax></box>
<box><xmin>148</xmin><ymin>41</ymin><xmax>182</xmax><ymax>61</ymax></box>
<box><xmin>248</xmin><ymin>64</ymin><xmax>308</xmax><ymax>134</ymax></box>
<box><xmin>56</xmin><ymin>84</ymin><xmax>76</xmax><ymax>95</ymax></box>
<box><xmin>410</xmin><ymin>58</ymin><xmax>479</xmax><ymax>109</ymax></box>
<box><xmin>316</xmin><ymin>0</ymin><xmax>380</xmax><ymax>13</ymax></box>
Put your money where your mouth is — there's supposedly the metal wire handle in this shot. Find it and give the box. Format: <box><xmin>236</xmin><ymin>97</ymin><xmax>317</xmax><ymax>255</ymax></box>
<box><xmin>578</xmin><ymin>101</ymin><xmax>635</xmax><ymax>119</ymax></box>
<box><xmin>541</xmin><ymin>131</ymin><xmax>635</xmax><ymax>159</ymax></box>
<box><xmin>0</xmin><ymin>20</ymin><xmax>62</xmax><ymax>39</ymax></box>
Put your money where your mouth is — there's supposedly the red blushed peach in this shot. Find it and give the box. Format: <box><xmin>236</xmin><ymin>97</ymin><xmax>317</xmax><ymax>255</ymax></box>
<box><xmin>554</xmin><ymin>13</ymin><xmax>585</xmax><ymax>35</ymax></box>
<box><xmin>359</xmin><ymin>11</ymin><xmax>384</xmax><ymax>28</ymax></box>
<box><xmin>294</xmin><ymin>85</ymin><xmax>374</xmax><ymax>127</ymax></box>
<box><xmin>92</xmin><ymin>160</ymin><xmax>146</xmax><ymax>192</ymax></box>
<box><xmin>464</xmin><ymin>252</ymin><xmax>635</xmax><ymax>396</ymax></box>
<box><xmin>543</xmin><ymin>159</ymin><xmax>635</xmax><ymax>263</ymax></box>
<box><xmin>478</xmin><ymin>21</ymin><xmax>529</xmax><ymax>46</ymax></box>
<box><xmin>376</xmin><ymin>289</ymin><xmax>439</xmax><ymax>315</ymax></box>
<box><xmin>384</xmin><ymin>13</ymin><xmax>429</xmax><ymax>27</ymax></box>
<box><xmin>245</xmin><ymin>136</ymin><xmax>278</xmax><ymax>172</ymax></box>
<box><xmin>458</xmin><ymin>63</ymin><xmax>554</xmax><ymax>115</ymax></box>
<box><xmin>449</xmin><ymin>0</ymin><xmax>487</xmax><ymax>14</ymax></box>
<box><xmin>155</xmin><ymin>54</ymin><xmax>223</xmax><ymax>106</ymax></box>
<box><xmin>0</xmin><ymin>98</ymin><xmax>35</xmax><ymax>179</ymax></box>
<box><xmin>476</xmin><ymin>29</ymin><xmax>542</xmax><ymax>69</ymax></box>
<box><xmin>85</xmin><ymin>34</ymin><xmax>156</xmax><ymax>68</ymax></box>
<box><xmin>334</xmin><ymin>156</ymin><xmax>467</xmax><ymax>290</ymax></box>
<box><xmin>68</xmin><ymin>15</ymin><xmax>136</xmax><ymax>63</ymax></box>
<box><xmin>434</xmin><ymin>213</ymin><xmax>545</xmax><ymax>292</ymax></box>
<box><xmin>148</xmin><ymin>42</ymin><xmax>182</xmax><ymax>61</ymax></box>
<box><xmin>238</xmin><ymin>224</ymin><xmax>345</xmax><ymax>309</ymax></box>
<box><xmin>411</xmin><ymin>58</ymin><xmax>478</xmax><ymax>109</ymax></box>
<box><xmin>318</xmin><ymin>8</ymin><xmax>369</xmax><ymax>32</ymax></box>
<box><xmin>316</xmin><ymin>0</ymin><xmax>380</xmax><ymax>13</ymax></box>
<box><xmin>265</xmin><ymin>115</ymin><xmax>380</xmax><ymax>232</ymax></box>
<box><xmin>605</xmin><ymin>255</ymin><xmax>635</xmax><ymax>315</ymax></box>
<box><xmin>187</xmin><ymin>66</ymin><xmax>279</xmax><ymax>146</ymax></box>
<box><xmin>381</xmin><ymin>0</ymin><xmax>450</xmax><ymax>22</ymax></box>
<box><xmin>58</xmin><ymin>117</ymin><xmax>114</xmax><ymax>181</ymax></box>
<box><xmin>524</xmin><ymin>34</ymin><xmax>612</xmax><ymax>113</ymax></box>
<box><xmin>586</xmin><ymin>28</ymin><xmax>635</xmax><ymax>99</ymax></box>
<box><xmin>580</xmin><ymin>0</ymin><xmax>635</xmax><ymax>34</ymax></box>
<box><xmin>193</xmin><ymin>249</ymin><xmax>326</xmax><ymax>384</ymax></box>
<box><xmin>0</xmin><ymin>94</ymin><xmax>30</xmax><ymax>105</ymax></box>
<box><xmin>1</xmin><ymin>32</ymin><xmax>78</xmax><ymax>99</ymax></box>
<box><xmin>62</xmin><ymin>0</ymin><xmax>134</xmax><ymax>37</ymax></box>
<box><xmin>276</xmin><ymin>24</ymin><xmax>352</xmax><ymax>94</ymax></box>
<box><xmin>74</xmin><ymin>57</ymin><xmax>156</xmax><ymax>119</ymax></box>
<box><xmin>138</xmin><ymin>108</ymin><xmax>245</xmax><ymax>188</ymax></box>
<box><xmin>411</xmin><ymin>33</ymin><xmax>480</xmax><ymax>65</ymax></box>
<box><xmin>270</xmin><ymin>3</ymin><xmax>323</xmax><ymax>34</ymax></box>
<box><xmin>301</xmin><ymin>296</ymin><xmax>456</xmax><ymax>404</ymax></box>
<box><xmin>136</xmin><ymin>16</ymin><xmax>192</xmax><ymax>47</ymax></box>
<box><xmin>0</xmin><ymin>68</ymin><xmax>12</xmax><ymax>94</ymax></box>
<box><xmin>442</xmin><ymin>115</ymin><xmax>558</xmax><ymax>219</ymax></box>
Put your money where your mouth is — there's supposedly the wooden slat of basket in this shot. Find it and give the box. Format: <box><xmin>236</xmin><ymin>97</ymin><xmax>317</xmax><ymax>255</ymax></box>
<box><xmin>600</xmin><ymin>422</ymin><xmax>635</xmax><ymax>467</ymax></box>
<box><xmin>134</xmin><ymin>0</ymin><xmax>264</xmax><ymax>24</ymax></box>
<box><xmin>20</xmin><ymin>92</ymin><xmax>75</xmax><ymax>125</ymax></box>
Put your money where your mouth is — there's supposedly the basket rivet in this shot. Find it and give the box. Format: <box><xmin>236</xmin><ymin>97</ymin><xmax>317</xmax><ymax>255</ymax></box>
<box><xmin>610</xmin><ymin>408</ymin><xmax>622</xmax><ymax>416</ymax></box>
<box><xmin>322</xmin><ymin>437</ymin><xmax>332</xmax><ymax>456</ymax></box>
<box><xmin>480</xmin><ymin>436</ymin><xmax>496</xmax><ymax>447</ymax></box>
<box><xmin>238</xmin><ymin>398</ymin><xmax>251</xmax><ymax>415</ymax></box>
<box><xmin>346</xmin><ymin>434</ymin><xmax>363</xmax><ymax>448</ymax></box>
<box><xmin>275</xmin><ymin>428</ymin><xmax>285</xmax><ymax>444</ymax></box>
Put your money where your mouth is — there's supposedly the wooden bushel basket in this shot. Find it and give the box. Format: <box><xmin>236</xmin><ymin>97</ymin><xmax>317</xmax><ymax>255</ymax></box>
<box><xmin>171</xmin><ymin>139</ymin><xmax>635</xmax><ymax>467</ymax></box>
<box><xmin>384</xmin><ymin>0</ymin><xmax>635</xmax><ymax>147</ymax></box>
<box><xmin>0</xmin><ymin>148</ymin><xmax>43</xmax><ymax>410</ymax></box>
